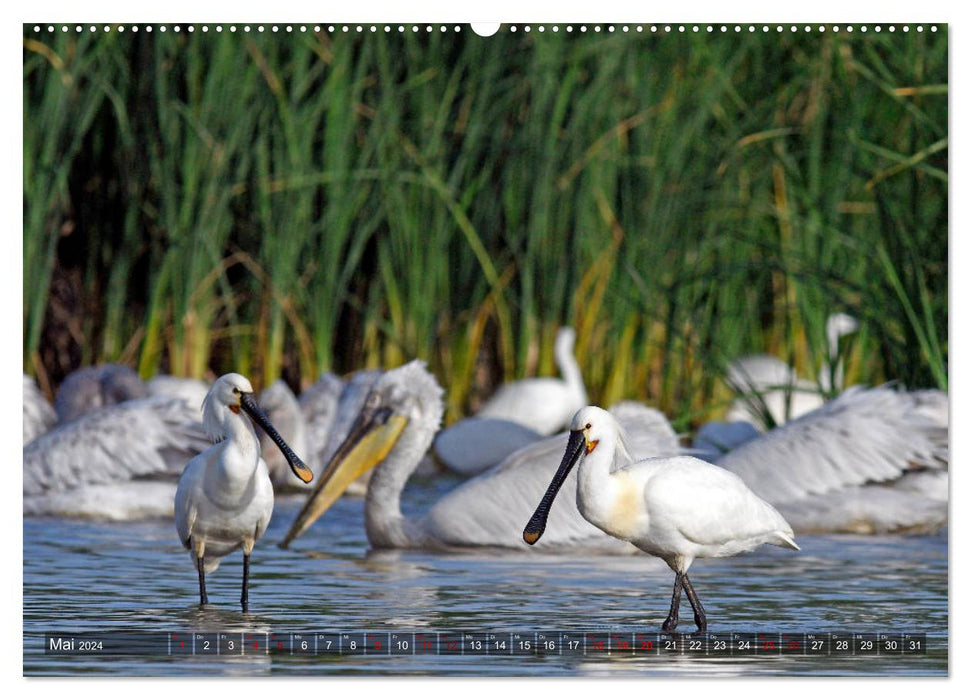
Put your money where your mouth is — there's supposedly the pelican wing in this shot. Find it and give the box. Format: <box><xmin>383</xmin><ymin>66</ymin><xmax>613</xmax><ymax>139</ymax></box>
<box><xmin>146</xmin><ymin>375</ymin><xmax>209</xmax><ymax>413</ymax></box>
<box><xmin>715</xmin><ymin>386</ymin><xmax>948</xmax><ymax>504</ymax></box>
<box><xmin>25</xmin><ymin>481</ymin><xmax>180</xmax><ymax>521</ymax></box>
<box><xmin>692</xmin><ymin>420</ymin><xmax>761</xmax><ymax>461</ymax></box>
<box><xmin>909</xmin><ymin>389</ymin><xmax>949</xmax><ymax>426</ymax></box>
<box><xmin>606</xmin><ymin>402</ymin><xmax>681</xmax><ymax>459</ymax></box>
<box><xmin>23</xmin><ymin>396</ymin><xmax>208</xmax><ymax>496</ymax></box>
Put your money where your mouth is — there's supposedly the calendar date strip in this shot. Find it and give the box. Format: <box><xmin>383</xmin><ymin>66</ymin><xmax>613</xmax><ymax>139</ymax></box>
<box><xmin>43</xmin><ymin>631</ymin><xmax>929</xmax><ymax>657</ymax></box>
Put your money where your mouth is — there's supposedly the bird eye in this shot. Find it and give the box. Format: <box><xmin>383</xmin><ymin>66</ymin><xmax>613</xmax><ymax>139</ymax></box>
<box><xmin>233</xmin><ymin>387</ymin><xmax>240</xmax><ymax>395</ymax></box>
<box><xmin>585</xmin><ymin>422</ymin><xmax>592</xmax><ymax>429</ymax></box>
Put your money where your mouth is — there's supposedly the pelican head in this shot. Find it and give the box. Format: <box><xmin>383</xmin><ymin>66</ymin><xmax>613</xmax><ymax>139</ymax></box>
<box><xmin>523</xmin><ymin>406</ymin><xmax>622</xmax><ymax>545</ymax></box>
<box><xmin>280</xmin><ymin>360</ymin><xmax>443</xmax><ymax>547</ymax></box>
<box><xmin>203</xmin><ymin>373</ymin><xmax>313</xmax><ymax>484</ymax></box>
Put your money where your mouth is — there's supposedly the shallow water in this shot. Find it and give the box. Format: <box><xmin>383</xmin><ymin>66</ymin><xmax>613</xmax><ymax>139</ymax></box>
<box><xmin>23</xmin><ymin>475</ymin><xmax>948</xmax><ymax>677</ymax></box>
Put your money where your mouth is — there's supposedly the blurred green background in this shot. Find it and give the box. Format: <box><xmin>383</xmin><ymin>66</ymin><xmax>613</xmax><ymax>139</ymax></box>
<box><xmin>22</xmin><ymin>25</ymin><xmax>947</xmax><ymax>429</ymax></box>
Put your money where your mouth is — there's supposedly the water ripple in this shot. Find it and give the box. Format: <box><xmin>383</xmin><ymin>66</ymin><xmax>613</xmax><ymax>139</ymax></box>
<box><xmin>23</xmin><ymin>491</ymin><xmax>947</xmax><ymax>676</ymax></box>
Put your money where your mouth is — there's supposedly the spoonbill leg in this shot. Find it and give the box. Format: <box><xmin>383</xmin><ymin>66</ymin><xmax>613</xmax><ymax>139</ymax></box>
<box><xmin>681</xmin><ymin>573</ymin><xmax>707</xmax><ymax>631</ymax></box>
<box><xmin>241</xmin><ymin>538</ymin><xmax>254</xmax><ymax>611</ymax></box>
<box><xmin>194</xmin><ymin>541</ymin><xmax>209</xmax><ymax>606</ymax></box>
<box><xmin>662</xmin><ymin>573</ymin><xmax>683</xmax><ymax>632</ymax></box>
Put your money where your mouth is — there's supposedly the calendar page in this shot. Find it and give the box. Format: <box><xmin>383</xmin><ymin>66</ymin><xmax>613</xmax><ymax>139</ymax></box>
<box><xmin>21</xmin><ymin>13</ymin><xmax>949</xmax><ymax>680</ymax></box>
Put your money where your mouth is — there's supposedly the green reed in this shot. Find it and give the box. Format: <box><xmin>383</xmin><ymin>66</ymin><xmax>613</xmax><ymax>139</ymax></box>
<box><xmin>22</xmin><ymin>26</ymin><xmax>947</xmax><ymax>427</ymax></box>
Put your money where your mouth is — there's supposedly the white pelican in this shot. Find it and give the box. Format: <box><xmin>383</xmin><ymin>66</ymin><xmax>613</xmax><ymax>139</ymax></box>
<box><xmin>175</xmin><ymin>373</ymin><xmax>312</xmax><ymax>610</ymax></box>
<box><xmin>475</xmin><ymin>326</ymin><xmax>587</xmax><ymax>435</ymax></box>
<box><xmin>279</xmin><ymin>360</ymin><xmax>682</xmax><ymax>551</ymax></box>
<box><xmin>523</xmin><ymin>406</ymin><xmax>800</xmax><ymax>632</ymax></box>
<box><xmin>54</xmin><ymin>364</ymin><xmax>147</xmax><ymax>423</ymax></box>
<box><xmin>23</xmin><ymin>374</ymin><xmax>56</xmax><ymax>444</ymax></box>
<box><xmin>314</xmin><ymin>369</ymin><xmax>384</xmax><ymax>496</ymax></box>
<box><xmin>23</xmin><ymin>396</ymin><xmax>209</xmax><ymax>519</ymax></box>
<box><xmin>725</xmin><ymin>312</ymin><xmax>859</xmax><ymax>428</ymax></box>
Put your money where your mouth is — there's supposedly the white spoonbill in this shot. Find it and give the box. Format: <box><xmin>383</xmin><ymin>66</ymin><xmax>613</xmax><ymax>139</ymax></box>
<box><xmin>524</xmin><ymin>406</ymin><xmax>799</xmax><ymax>632</ymax></box>
<box><xmin>175</xmin><ymin>373</ymin><xmax>312</xmax><ymax>610</ymax></box>
<box><xmin>257</xmin><ymin>369</ymin><xmax>381</xmax><ymax>494</ymax></box>
<box><xmin>279</xmin><ymin>360</ymin><xmax>682</xmax><ymax>551</ymax></box>
<box><xmin>257</xmin><ymin>380</ymin><xmax>310</xmax><ymax>490</ymax></box>
<box><xmin>476</xmin><ymin>326</ymin><xmax>587</xmax><ymax>435</ymax></box>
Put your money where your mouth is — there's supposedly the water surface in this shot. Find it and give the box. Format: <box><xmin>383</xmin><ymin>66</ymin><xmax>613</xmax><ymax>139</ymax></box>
<box><xmin>23</xmin><ymin>476</ymin><xmax>948</xmax><ymax>676</ymax></box>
